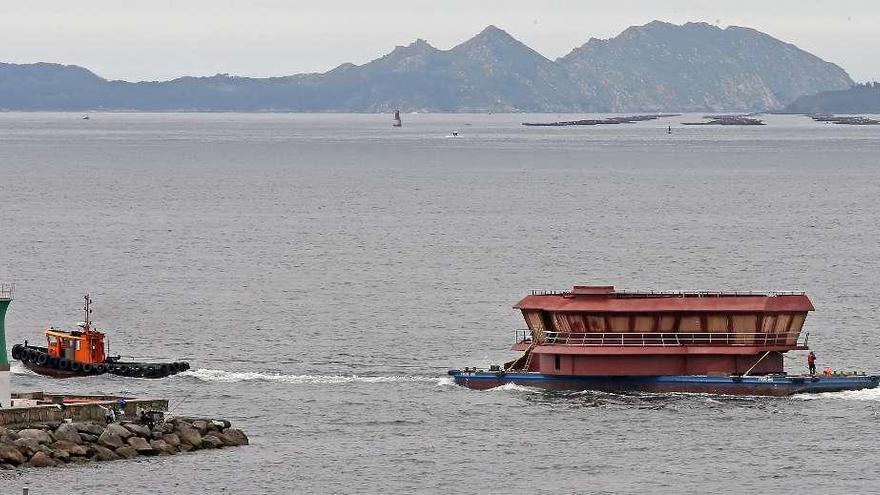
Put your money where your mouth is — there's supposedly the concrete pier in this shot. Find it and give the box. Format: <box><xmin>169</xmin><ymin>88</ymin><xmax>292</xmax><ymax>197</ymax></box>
<box><xmin>0</xmin><ymin>394</ymin><xmax>248</xmax><ymax>469</ymax></box>
<box><xmin>1</xmin><ymin>392</ymin><xmax>168</xmax><ymax>427</ymax></box>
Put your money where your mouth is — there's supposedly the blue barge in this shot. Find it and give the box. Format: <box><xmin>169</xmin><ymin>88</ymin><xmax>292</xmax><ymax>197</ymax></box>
<box><xmin>448</xmin><ymin>369</ymin><xmax>880</xmax><ymax>396</ymax></box>
<box><xmin>451</xmin><ymin>285</ymin><xmax>879</xmax><ymax>397</ymax></box>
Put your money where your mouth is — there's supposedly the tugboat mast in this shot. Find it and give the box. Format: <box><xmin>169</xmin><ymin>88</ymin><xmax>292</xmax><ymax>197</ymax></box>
<box><xmin>83</xmin><ymin>294</ymin><xmax>93</xmax><ymax>333</ymax></box>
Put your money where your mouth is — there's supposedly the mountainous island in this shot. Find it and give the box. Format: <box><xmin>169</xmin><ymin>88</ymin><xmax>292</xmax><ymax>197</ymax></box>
<box><xmin>0</xmin><ymin>21</ymin><xmax>854</xmax><ymax>113</ymax></box>
<box><xmin>783</xmin><ymin>82</ymin><xmax>880</xmax><ymax>114</ymax></box>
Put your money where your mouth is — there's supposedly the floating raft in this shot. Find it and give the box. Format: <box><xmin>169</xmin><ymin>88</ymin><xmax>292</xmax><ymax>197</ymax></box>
<box><xmin>682</xmin><ymin>116</ymin><xmax>765</xmax><ymax>125</ymax></box>
<box><xmin>448</xmin><ymin>369</ymin><xmax>880</xmax><ymax>396</ymax></box>
<box><xmin>809</xmin><ymin>114</ymin><xmax>880</xmax><ymax>125</ymax></box>
<box><xmin>522</xmin><ymin>114</ymin><xmax>680</xmax><ymax>126</ymax></box>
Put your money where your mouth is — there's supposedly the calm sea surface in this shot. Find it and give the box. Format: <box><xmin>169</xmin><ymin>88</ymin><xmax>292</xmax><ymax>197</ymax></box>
<box><xmin>1</xmin><ymin>113</ymin><xmax>879</xmax><ymax>494</ymax></box>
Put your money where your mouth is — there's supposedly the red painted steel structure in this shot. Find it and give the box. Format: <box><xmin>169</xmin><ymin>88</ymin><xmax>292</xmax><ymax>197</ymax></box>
<box><xmin>510</xmin><ymin>286</ymin><xmax>812</xmax><ymax>376</ymax></box>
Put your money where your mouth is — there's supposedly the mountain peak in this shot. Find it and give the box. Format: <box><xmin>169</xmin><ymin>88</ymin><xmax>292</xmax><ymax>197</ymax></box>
<box><xmin>0</xmin><ymin>21</ymin><xmax>856</xmax><ymax>113</ymax></box>
<box><xmin>465</xmin><ymin>25</ymin><xmax>519</xmax><ymax>45</ymax></box>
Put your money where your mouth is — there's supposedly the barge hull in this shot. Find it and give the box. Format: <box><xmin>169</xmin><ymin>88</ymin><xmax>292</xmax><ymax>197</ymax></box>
<box><xmin>449</xmin><ymin>371</ymin><xmax>880</xmax><ymax>396</ymax></box>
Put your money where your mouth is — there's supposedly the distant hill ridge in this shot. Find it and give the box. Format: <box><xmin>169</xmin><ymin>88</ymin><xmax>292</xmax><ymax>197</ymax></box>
<box><xmin>0</xmin><ymin>21</ymin><xmax>854</xmax><ymax>112</ymax></box>
<box><xmin>783</xmin><ymin>82</ymin><xmax>880</xmax><ymax>113</ymax></box>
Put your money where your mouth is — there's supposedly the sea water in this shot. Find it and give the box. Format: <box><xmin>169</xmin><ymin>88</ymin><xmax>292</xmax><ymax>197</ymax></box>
<box><xmin>1</xmin><ymin>112</ymin><xmax>879</xmax><ymax>493</ymax></box>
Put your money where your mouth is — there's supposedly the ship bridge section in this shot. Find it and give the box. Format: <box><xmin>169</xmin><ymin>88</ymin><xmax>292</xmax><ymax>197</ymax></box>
<box><xmin>511</xmin><ymin>286</ymin><xmax>813</xmax><ymax>376</ymax></box>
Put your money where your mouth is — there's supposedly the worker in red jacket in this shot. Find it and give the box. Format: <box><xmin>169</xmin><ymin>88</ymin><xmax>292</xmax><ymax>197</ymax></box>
<box><xmin>807</xmin><ymin>351</ymin><xmax>817</xmax><ymax>375</ymax></box>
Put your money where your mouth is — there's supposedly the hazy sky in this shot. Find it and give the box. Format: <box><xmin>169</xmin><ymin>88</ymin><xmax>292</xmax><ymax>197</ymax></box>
<box><xmin>2</xmin><ymin>1</ymin><xmax>878</xmax><ymax>82</ymax></box>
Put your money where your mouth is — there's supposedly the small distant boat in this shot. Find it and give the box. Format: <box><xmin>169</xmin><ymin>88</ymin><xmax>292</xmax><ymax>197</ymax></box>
<box><xmin>667</xmin><ymin>125</ymin><xmax>672</xmax><ymax>134</ymax></box>
<box><xmin>82</xmin><ymin>115</ymin><xmax>90</xmax><ymax>120</ymax></box>
<box><xmin>392</xmin><ymin>110</ymin><xmax>402</xmax><ymax>127</ymax></box>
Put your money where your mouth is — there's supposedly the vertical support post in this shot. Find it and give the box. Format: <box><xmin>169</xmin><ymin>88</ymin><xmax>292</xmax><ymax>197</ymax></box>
<box><xmin>0</xmin><ymin>286</ymin><xmax>12</xmax><ymax>408</ymax></box>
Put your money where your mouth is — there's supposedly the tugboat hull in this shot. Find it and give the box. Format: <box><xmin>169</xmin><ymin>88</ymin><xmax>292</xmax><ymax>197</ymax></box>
<box><xmin>448</xmin><ymin>370</ymin><xmax>880</xmax><ymax>396</ymax></box>
<box><xmin>21</xmin><ymin>362</ymin><xmax>89</xmax><ymax>379</ymax></box>
<box><xmin>12</xmin><ymin>344</ymin><xmax>190</xmax><ymax>379</ymax></box>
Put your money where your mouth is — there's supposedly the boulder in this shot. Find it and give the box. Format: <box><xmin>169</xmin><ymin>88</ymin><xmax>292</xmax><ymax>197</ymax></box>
<box><xmin>73</xmin><ymin>422</ymin><xmax>105</xmax><ymax>436</ymax></box>
<box><xmin>176</xmin><ymin>425</ymin><xmax>202</xmax><ymax>448</ymax></box>
<box><xmin>191</xmin><ymin>420</ymin><xmax>209</xmax><ymax>434</ymax></box>
<box><xmin>160</xmin><ymin>423</ymin><xmax>175</xmax><ymax>434</ymax></box>
<box><xmin>0</xmin><ymin>444</ymin><xmax>26</xmax><ymax>465</ymax></box>
<box><xmin>54</xmin><ymin>424</ymin><xmax>83</xmax><ymax>444</ymax></box>
<box><xmin>28</xmin><ymin>451</ymin><xmax>56</xmax><ymax>468</ymax></box>
<box><xmin>18</xmin><ymin>428</ymin><xmax>53</xmax><ymax>444</ymax></box>
<box><xmin>178</xmin><ymin>443</ymin><xmax>193</xmax><ymax>453</ymax></box>
<box><xmin>115</xmin><ymin>446</ymin><xmax>138</xmax><ymax>459</ymax></box>
<box><xmin>223</xmin><ymin>429</ymin><xmax>249</xmax><ymax>446</ymax></box>
<box><xmin>201</xmin><ymin>434</ymin><xmax>224</xmax><ymax>449</ymax></box>
<box><xmin>80</xmin><ymin>433</ymin><xmax>99</xmax><ymax>443</ymax></box>
<box><xmin>105</xmin><ymin>423</ymin><xmax>133</xmax><ymax>439</ymax></box>
<box><xmin>52</xmin><ymin>449</ymin><xmax>70</xmax><ymax>462</ymax></box>
<box><xmin>127</xmin><ymin>436</ymin><xmax>156</xmax><ymax>455</ymax></box>
<box><xmin>98</xmin><ymin>430</ymin><xmax>124</xmax><ymax>450</ymax></box>
<box><xmin>149</xmin><ymin>439</ymin><xmax>176</xmax><ymax>455</ymax></box>
<box><xmin>212</xmin><ymin>419</ymin><xmax>231</xmax><ymax>430</ymax></box>
<box><xmin>53</xmin><ymin>440</ymin><xmax>88</xmax><ymax>457</ymax></box>
<box><xmin>0</xmin><ymin>429</ymin><xmax>19</xmax><ymax>442</ymax></box>
<box><xmin>0</xmin><ymin>463</ymin><xmax>16</xmax><ymax>470</ymax></box>
<box><xmin>123</xmin><ymin>422</ymin><xmax>152</xmax><ymax>438</ymax></box>
<box><xmin>68</xmin><ymin>456</ymin><xmax>92</xmax><ymax>465</ymax></box>
<box><xmin>161</xmin><ymin>433</ymin><xmax>181</xmax><ymax>448</ymax></box>
<box><xmin>91</xmin><ymin>445</ymin><xmax>120</xmax><ymax>462</ymax></box>
<box><xmin>13</xmin><ymin>437</ymin><xmax>40</xmax><ymax>457</ymax></box>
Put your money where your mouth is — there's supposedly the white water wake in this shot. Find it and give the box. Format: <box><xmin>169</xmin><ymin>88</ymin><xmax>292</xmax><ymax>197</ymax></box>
<box><xmin>9</xmin><ymin>362</ymin><xmax>35</xmax><ymax>375</ymax></box>
<box><xmin>794</xmin><ymin>387</ymin><xmax>880</xmax><ymax>402</ymax></box>
<box><xmin>179</xmin><ymin>368</ymin><xmax>440</xmax><ymax>385</ymax></box>
<box><xmin>486</xmin><ymin>382</ymin><xmax>541</xmax><ymax>393</ymax></box>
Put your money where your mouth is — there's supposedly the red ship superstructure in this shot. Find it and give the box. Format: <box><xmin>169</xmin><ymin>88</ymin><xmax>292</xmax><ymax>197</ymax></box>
<box><xmin>507</xmin><ymin>286</ymin><xmax>812</xmax><ymax>376</ymax></box>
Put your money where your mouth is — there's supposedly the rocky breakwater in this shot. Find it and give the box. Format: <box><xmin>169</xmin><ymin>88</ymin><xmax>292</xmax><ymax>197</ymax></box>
<box><xmin>0</xmin><ymin>417</ymin><xmax>248</xmax><ymax>469</ymax></box>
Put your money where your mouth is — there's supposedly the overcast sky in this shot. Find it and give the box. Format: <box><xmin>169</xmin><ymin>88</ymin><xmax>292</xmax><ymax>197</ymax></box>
<box><xmin>1</xmin><ymin>1</ymin><xmax>877</xmax><ymax>82</ymax></box>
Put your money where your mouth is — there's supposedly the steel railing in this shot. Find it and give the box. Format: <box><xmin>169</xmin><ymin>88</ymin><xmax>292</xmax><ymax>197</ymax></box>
<box><xmin>514</xmin><ymin>329</ymin><xmax>806</xmax><ymax>347</ymax></box>
<box><xmin>0</xmin><ymin>283</ymin><xmax>13</xmax><ymax>300</ymax></box>
<box><xmin>528</xmin><ymin>289</ymin><xmax>805</xmax><ymax>297</ymax></box>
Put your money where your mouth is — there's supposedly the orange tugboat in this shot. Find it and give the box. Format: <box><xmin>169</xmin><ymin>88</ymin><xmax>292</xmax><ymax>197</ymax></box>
<box><xmin>11</xmin><ymin>295</ymin><xmax>189</xmax><ymax>379</ymax></box>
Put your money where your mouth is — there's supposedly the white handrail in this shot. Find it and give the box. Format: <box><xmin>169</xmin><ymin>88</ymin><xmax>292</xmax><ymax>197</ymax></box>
<box><xmin>514</xmin><ymin>329</ymin><xmax>806</xmax><ymax>347</ymax></box>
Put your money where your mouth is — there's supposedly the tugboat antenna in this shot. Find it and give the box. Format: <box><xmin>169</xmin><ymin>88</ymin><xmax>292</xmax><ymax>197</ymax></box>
<box><xmin>83</xmin><ymin>294</ymin><xmax>92</xmax><ymax>333</ymax></box>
